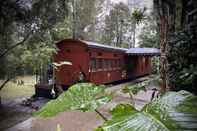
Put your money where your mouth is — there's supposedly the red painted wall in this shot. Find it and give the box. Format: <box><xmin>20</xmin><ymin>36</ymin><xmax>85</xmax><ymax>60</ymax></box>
<box><xmin>54</xmin><ymin>40</ymin><xmax>127</xmax><ymax>85</ymax></box>
<box><xmin>127</xmin><ymin>56</ymin><xmax>152</xmax><ymax>78</ymax></box>
<box><xmin>54</xmin><ymin>39</ymin><xmax>153</xmax><ymax>86</ymax></box>
<box><xmin>54</xmin><ymin>40</ymin><xmax>89</xmax><ymax>85</ymax></box>
<box><xmin>87</xmin><ymin>48</ymin><xmax>126</xmax><ymax>84</ymax></box>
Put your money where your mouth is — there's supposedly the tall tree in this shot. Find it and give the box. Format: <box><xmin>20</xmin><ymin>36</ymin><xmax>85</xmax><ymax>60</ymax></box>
<box><xmin>138</xmin><ymin>14</ymin><xmax>159</xmax><ymax>48</ymax></box>
<box><xmin>101</xmin><ymin>2</ymin><xmax>130</xmax><ymax>47</ymax></box>
<box><xmin>0</xmin><ymin>0</ymin><xmax>68</xmax><ymax>58</ymax></box>
<box><xmin>154</xmin><ymin>0</ymin><xmax>170</xmax><ymax>92</ymax></box>
<box><xmin>130</xmin><ymin>7</ymin><xmax>146</xmax><ymax>48</ymax></box>
<box><xmin>0</xmin><ymin>0</ymin><xmax>69</xmax><ymax>89</ymax></box>
<box><xmin>71</xmin><ymin>0</ymin><xmax>102</xmax><ymax>40</ymax></box>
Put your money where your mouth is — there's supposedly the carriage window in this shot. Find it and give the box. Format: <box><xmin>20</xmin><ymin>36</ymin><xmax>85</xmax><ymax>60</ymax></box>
<box><xmin>115</xmin><ymin>59</ymin><xmax>118</xmax><ymax>68</ymax></box>
<box><xmin>117</xmin><ymin>59</ymin><xmax>121</xmax><ymax>67</ymax></box>
<box><xmin>106</xmin><ymin>59</ymin><xmax>110</xmax><ymax>69</ymax></box>
<box><xmin>103</xmin><ymin>59</ymin><xmax>108</xmax><ymax>70</ymax></box>
<box><xmin>145</xmin><ymin>57</ymin><xmax>149</xmax><ymax>66</ymax></box>
<box><xmin>116</xmin><ymin>60</ymin><xmax>119</xmax><ymax>68</ymax></box>
<box><xmin>102</xmin><ymin>59</ymin><xmax>115</xmax><ymax>70</ymax></box>
<box><xmin>90</xmin><ymin>58</ymin><xmax>96</xmax><ymax>71</ymax></box>
<box><xmin>143</xmin><ymin>57</ymin><xmax>146</xmax><ymax>64</ymax></box>
<box><xmin>97</xmin><ymin>59</ymin><xmax>103</xmax><ymax>70</ymax></box>
<box><xmin>98</xmin><ymin>52</ymin><xmax>102</xmax><ymax>56</ymax></box>
<box><xmin>65</xmin><ymin>49</ymin><xmax>71</xmax><ymax>53</ymax></box>
<box><xmin>120</xmin><ymin>59</ymin><xmax>124</xmax><ymax>68</ymax></box>
<box><xmin>112</xmin><ymin>60</ymin><xmax>116</xmax><ymax>69</ymax></box>
<box><xmin>109</xmin><ymin>60</ymin><xmax>113</xmax><ymax>70</ymax></box>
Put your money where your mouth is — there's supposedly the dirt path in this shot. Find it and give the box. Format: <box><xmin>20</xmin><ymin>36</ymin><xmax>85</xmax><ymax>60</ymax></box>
<box><xmin>0</xmin><ymin>105</ymin><xmax>31</xmax><ymax>131</ymax></box>
<box><xmin>4</xmin><ymin>76</ymin><xmax>156</xmax><ymax>131</ymax></box>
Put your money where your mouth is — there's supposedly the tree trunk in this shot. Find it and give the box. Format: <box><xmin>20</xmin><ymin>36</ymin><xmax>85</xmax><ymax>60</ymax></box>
<box><xmin>159</xmin><ymin>16</ymin><xmax>169</xmax><ymax>92</ymax></box>
<box><xmin>132</xmin><ymin>23</ymin><xmax>136</xmax><ymax>48</ymax></box>
<box><xmin>72</xmin><ymin>0</ymin><xmax>77</xmax><ymax>39</ymax></box>
<box><xmin>154</xmin><ymin>0</ymin><xmax>169</xmax><ymax>92</ymax></box>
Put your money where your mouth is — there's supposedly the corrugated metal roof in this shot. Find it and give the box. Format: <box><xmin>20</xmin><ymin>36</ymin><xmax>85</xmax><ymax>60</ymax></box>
<box><xmin>59</xmin><ymin>39</ymin><xmax>160</xmax><ymax>56</ymax></box>
<box><xmin>126</xmin><ymin>48</ymin><xmax>160</xmax><ymax>56</ymax></box>
<box><xmin>81</xmin><ymin>40</ymin><xmax>128</xmax><ymax>52</ymax></box>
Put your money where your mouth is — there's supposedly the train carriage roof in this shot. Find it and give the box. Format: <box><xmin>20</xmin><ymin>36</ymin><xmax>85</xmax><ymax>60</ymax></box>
<box><xmin>57</xmin><ymin>39</ymin><xmax>160</xmax><ymax>56</ymax></box>
<box><xmin>81</xmin><ymin>40</ymin><xmax>128</xmax><ymax>52</ymax></box>
<box><xmin>82</xmin><ymin>40</ymin><xmax>160</xmax><ymax>56</ymax></box>
<box><xmin>126</xmin><ymin>48</ymin><xmax>160</xmax><ymax>56</ymax></box>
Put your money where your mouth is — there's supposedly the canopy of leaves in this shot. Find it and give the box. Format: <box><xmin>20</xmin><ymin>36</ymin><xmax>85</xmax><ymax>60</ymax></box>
<box><xmin>71</xmin><ymin>0</ymin><xmax>103</xmax><ymax>40</ymax></box>
<box><xmin>138</xmin><ymin>14</ymin><xmax>159</xmax><ymax>48</ymax></box>
<box><xmin>132</xmin><ymin>8</ymin><xmax>146</xmax><ymax>24</ymax></box>
<box><xmin>101</xmin><ymin>2</ymin><xmax>130</xmax><ymax>47</ymax></box>
<box><xmin>96</xmin><ymin>90</ymin><xmax>197</xmax><ymax>131</ymax></box>
<box><xmin>167</xmin><ymin>30</ymin><xmax>197</xmax><ymax>94</ymax></box>
<box><xmin>33</xmin><ymin>83</ymin><xmax>111</xmax><ymax>117</ymax></box>
<box><xmin>0</xmin><ymin>0</ymin><xmax>69</xmax><ymax>79</ymax></box>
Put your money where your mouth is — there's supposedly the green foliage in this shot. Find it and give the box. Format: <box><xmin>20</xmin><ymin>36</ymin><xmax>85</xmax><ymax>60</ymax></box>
<box><xmin>71</xmin><ymin>0</ymin><xmax>102</xmax><ymax>40</ymax></box>
<box><xmin>122</xmin><ymin>81</ymin><xmax>148</xmax><ymax>95</ymax></box>
<box><xmin>51</xmin><ymin>18</ymin><xmax>72</xmax><ymax>42</ymax></box>
<box><xmin>137</xmin><ymin>14</ymin><xmax>160</xmax><ymax>74</ymax></box>
<box><xmin>101</xmin><ymin>2</ymin><xmax>130</xmax><ymax>47</ymax></box>
<box><xmin>167</xmin><ymin>30</ymin><xmax>197</xmax><ymax>93</ymax></box>
<box><xmin>132</xmin><ymin>8</ymin><xmax>146</xmax><ymax>24</ymax></box>
<box><xmin>0</xmin><ymin>0</ymin><xmax>69</xmax><ymax>80</ymax></box>
<box><xmin>33</xmin><ymin>83</ymin><xmax>111</xmax><ymax>117</ymax></box>
<box><xmin>21</xmin><ymin>42</ymin><xmax>56</xmax><ymax>72</ymax></box>
<box><xmin>152</xmin><ymin>57</ymin><xmax>160</xmax><ymax>74</ymax></box>
<box><xmin>96</xmin><ymin>90</ymin><xmax>197</xmax><ymax>131</ymax></box>
<box><xmin>138</xmin><ymin>14</ymin><xmax>159</xmax><ymax>48</ymax></box>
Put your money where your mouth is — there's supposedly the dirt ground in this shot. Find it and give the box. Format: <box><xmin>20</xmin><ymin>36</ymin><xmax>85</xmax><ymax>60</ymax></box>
<box><xmin>1</xmin><ymin>76</ymin><xmax>158</xmax><ymax>131</ymax></box>
<box><xmin>0</xmin><ymin>76</ymin><xmax>36</xmax><ymax>130</ymax></box>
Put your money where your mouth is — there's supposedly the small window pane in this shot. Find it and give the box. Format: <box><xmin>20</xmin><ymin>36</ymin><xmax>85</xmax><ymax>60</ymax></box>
<box><xmin>109</xmin><ymin>60</ymin><xmax>113</xmax><ymax>69</ymax></box>
<box><xmin>118</xmin><ymin>59</ymin><xmax>121</xmax><ymax>67</ymax></box>
<box><xmin>103</xmin><ymin>59</ymin><xmax>107</xmax><ymax>70</ymax></box>
<box><xmin>120</xmin><ymin>59</ymin><xmax>124</xmax><ymax>67</ymax></box>
<box><xmin>90</xmin><ymin>58</ymin><xmax>96</xmax><ymax>71</ymax></box>
<box><xmin>107</xmin><ymin>60</ymin><xmax>111</xmax><ymax>69</ymax></box>
<box><xmin>97</xmin><ymin>59</ymin><xmax>103</xmax><ymax>69</ymax></box>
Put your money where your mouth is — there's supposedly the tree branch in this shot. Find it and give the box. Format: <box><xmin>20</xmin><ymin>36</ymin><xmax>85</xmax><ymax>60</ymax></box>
<box><xmin>0</xmin><ymin>32</ymin><xmax>31</xmax><ymax>59</ymax></box>
<box><xmin>95</xmin><ymin>109</ymin><xmax>108</xmax><ymax>121</ymax></box>
<box><xmin>0</xmin><ymin>78</ymin><xmax>11</xmax><ymax>91</ymax></box>
<box><xmin>0</xmin><ymin>65</ymin><xmax>21</xmax><ymax>91</ymax></box>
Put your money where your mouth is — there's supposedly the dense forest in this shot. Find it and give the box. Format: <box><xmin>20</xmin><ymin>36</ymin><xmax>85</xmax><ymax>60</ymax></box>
<box><xmin>0</xmin><ymin>0</ymin><xmax>159</xmax><ymax>90</ymax></box>
<box><xmin>0</xmin><ymin>0</ymin><xmax>197</xmax><ymax>131</ymax></box>
<box><xmin>154</xmin><ymin>0</ymin><xmax>197</xmax><ymax>94</ymax></box>
<box><xmin>0</xmin><ymin>0</ymin><xmax>196</xmax><ymax>93</ymax></box>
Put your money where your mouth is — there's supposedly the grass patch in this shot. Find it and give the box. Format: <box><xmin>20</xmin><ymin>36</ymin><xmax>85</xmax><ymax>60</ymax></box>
<box><xmin>0</xmin><ymin>76</ymin><xmax>35</xmax><ymax>102</ymax></box>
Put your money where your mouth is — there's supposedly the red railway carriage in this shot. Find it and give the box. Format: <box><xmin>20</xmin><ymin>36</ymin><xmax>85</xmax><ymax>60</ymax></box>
<box><xmin>55</xmin><ymin>39</ymin><xmax>128</xmax><ymax>86</ymax></box>
<box><xmin>126</xmin><ymin>48</ymin><xmax>160</xmax><ymax>78</ymax></box>
<box><xmin>35</xmin><ymin>39</ymin><xmax>160</xmax><ymax>97</ymax></box>
<box><xmin>54</xmin><ymin>39</ymin><xmax>160</xmax><ymax>87</ymax></box>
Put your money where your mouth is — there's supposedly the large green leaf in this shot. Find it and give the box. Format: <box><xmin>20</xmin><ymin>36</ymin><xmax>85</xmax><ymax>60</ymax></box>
<box><xmin>122</xmin><ymin>80</ymin><xmax>150</xmax><ymax>95</ymax></box>
<box><xmin>96</xmin><ymin>90</ymin><xmax>197</xmax><ymax>131</ymax></box>
<box><xmin>33</xmin><ymin>83</ymin><xmax>111</xmax><ymax>117</ymax></box>
<box><xmin>122</xmin><ymin>81</ymin><xmax>148</xmax><ymax>95</ymax></box>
